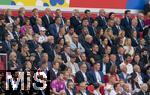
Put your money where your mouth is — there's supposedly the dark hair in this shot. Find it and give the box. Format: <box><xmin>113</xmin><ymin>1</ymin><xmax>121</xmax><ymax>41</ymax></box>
<box><xmin>67</xmin><ymin>79</ymin><xmax>73</xmax><ymax>87</ymax></box>
<box><xmin>69</xmin><ymin>26</ymin><xmax>74</xmax><ymax>30</ymax></box>
<box><xmin>84</xmin><ymin>10</ymin><xmax>90</xmax><ymax>14</ymax></box>
<box><xmin>32</xmin><ymin>8</ymin><xmax>38</xmax><ymax>12</ymax></box>
<box><xmin>55</xmin><ymin>16</ymin><xmax>61</xmax><ymax>21</ymax></box>
<box><xmin>93</xmin><ymin>83</ymin><xmax>100</xmax><ymax>89</ymax></box>
<box><xmin>125</xmin><ymin>10</ymin><xmax>131</xmax><ymax>14</ymax></box>
<box><xmin>124</xmin><ymin>54</ymin><xmax>131</xmax><ymax>60</ymax></box>
<box><xmin>108</xmin><ymin>12</ymin><xmax>115</xmax><ymax>19</ymax></box>
<box><xmin>114</xmin><ymin>83</ymin><xmax>120</xmax><ymax>90</ymax></box>
<box><xmin>82</xmin><ymin>17</ymin><xmax>88</xmax><ymax>23</ymax></box>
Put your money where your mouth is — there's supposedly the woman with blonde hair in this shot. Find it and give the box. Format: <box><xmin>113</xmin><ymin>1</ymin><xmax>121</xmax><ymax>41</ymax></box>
<box><xmin>104</xmin><ymin>28</ymin><xmax>116</xmax><ymax>46</ymax></box>
<box><xmin>123</xmin><ymin>38</ymin><xmax>135</xmax><ymax>56</ymax></box>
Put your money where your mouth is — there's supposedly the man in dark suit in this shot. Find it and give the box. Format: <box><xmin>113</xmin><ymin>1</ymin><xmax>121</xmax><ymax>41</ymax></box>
<box><xmin>88</xmin><ymin>20</ymin><xmax>98</xmax><ymax>37</ymax></box>
<box><xmin>96</xmin><ymin>9</ymin><xmax>108</xmax><ymax>30</ymax></box>
<box><xmin>135</xmin><ymin>83</ymin><xmax>149</xmax><ymax>95</ymax></box>
<box><xmin>42</xmin><ymin>36</ymin><xmax>55</xmax><ymax>62</ymax></box>
<box><xmin>110</xmin><ymin>54</ymin><xmax>120</xmax><ymax>68</ymax></box>
<box><xmin>137</xmin><ymin>13</ymin><xmax>145</xmax><ymax>32</ymax></box>
<box><xmin>33</xmin><ymin>44</ymin><xmax>43</xmax><ymax>69</ymax></box>
<box><xmin>47</xmin><ymin>61</ymin><xmax>60</xmax><ymax>82</ymax></box>
<box><xmin>0</xmin><ymin>15</ymin><xmax>6</xmax><ymax>41</ymax></box>
<box><xmin>49</xmin><ymin>16</ymin><xmax>62</xmax><ymax>40</ymax></box>
<box><xmin>112</xmin><ymin>17</ymin><xmax>124</xmax><ymax>36</ymax></box>
<box><xmin>30</xmin><ymin>8</ymin><xmax>38</xmax><ymax>27</ymax></box>
<box><xmin>42</xmin><ymin>8</ymin><xmax>54</xmax><ymax>35</ymax></box>
<box><xmin>131</xmin><ymin>19</ymin><xmax>141</xmax><ymax>38</ymax></box>
<box><xmin>75</xmin><ymin>63</ymin><xmax>89</xmax><ymax>84</ymax></box>
<box><xmin>33</xmin><ymin>18</ymin><xmax>43</xmax><ymax>34</ymax></box>
<box><xmin>78</xmin><ymin>82</ymin><xmax>90</xmax><ymax>95</ymax></box>
<box><xmin>88</xmin><ymin>63</ymin><xmax>104</xmax><ymax>85</ymax></box>
<box><xmin>5</xmin><ymin>9</ymin><xmax>14</xmax><ymax>23</ymax></box>
<box><xmin>70</xmin><ymin>9</ymin><xmax>81</xmax><ymax>31</ymax></box>
<box><xmin>61</xmin><ymin>45</ymin><xmax>71</xmax><ymax>63</ymax></box>
<box><xmin>83</xmin><ymin>10</ymin><xmax>94</xmax><ymax>25</ymax></box>
<box><xmin>12</xmin><ymin>25</ymin><xmax>20</xmax><ymax>42</ymax></box>
<box><xmin>2</xmin><ymin>33</ymin><xmax>12</xmax><ymax>53</ymax></box>
<box><xmin>18</xmin><ymin>7</ymin><xmax>26</xmax><ymax>26</ymax></box>
<box><xmin>100</xmin><ymin>54</ymin><xmax>112</xmax><ymax>75</ymax></box>
<box><xmin>27</xmin><ymin>34</ymin><xmax>39</xmax><ymax>53</ymax></box>
<box><xmin>76</xmin><ymin>18</ymin><xmax>91</xmax><ymax>35</ymax></box>
<box><xmin>131</xmin><ymin>31</ymin><xmax>139</xmax><ymax>48</ymax></box>
<box><xmin>55</xmin><ymin>9</ymin><xmax>66</xmax><ymax>26</ymax></box>
<box><xmin>116</xmin><ymin>46</ymin><xmax>125</xmax><ymax>65</ymax></box>
<box><xmin>121</xmin><ymin>10</ymin><xmax>132</xmax><ymax>37</ymax></box>
<box><xmin>81</xmin><ymin>34</ymin><xmax>93</xmax><ymax>56</ymax></box>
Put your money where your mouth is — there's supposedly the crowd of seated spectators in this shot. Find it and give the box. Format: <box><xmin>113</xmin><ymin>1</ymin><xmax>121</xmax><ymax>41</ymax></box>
<box><xmin>0</xmin><ymin>7</ymin><xmax>150</xmax><ymax>95</ymax></box>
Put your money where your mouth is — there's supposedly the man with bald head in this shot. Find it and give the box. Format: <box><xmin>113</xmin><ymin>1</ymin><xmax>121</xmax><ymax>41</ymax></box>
<box><xmin>42</xmin><ymin>8</ymin><xmax>54</xmax><ymax>34</ymax></box>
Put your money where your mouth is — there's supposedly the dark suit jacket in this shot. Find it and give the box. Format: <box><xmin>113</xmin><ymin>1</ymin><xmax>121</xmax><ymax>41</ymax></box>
<box><xmin>81</xmin><ymin>41</ymin><xmax>92</xmax><ymax>56</ymax></box>
<box><xmin>96</xmin><ymin>16</ymin><xmax>108</xmax><ymax>30</ymax></box>
<box><xmin>100</xmin><ymin>62</ymin><xmax>112</xmax><ymax>74</ymax></box>
<box><xmin>79</xmin><ymin>90</ymin><xmax>90</xmax><ymax>95</ymax></box>
<box><xmin>65</xmin><ymin>88</ymin><xmax>76</xmax><ymax>95</ymax></box>
<box><xmin>136</xmin><ymin>90</ymin><xmax>149</xmax><ymax>95</ymax></box>
<box><xmin>33</xmin><ymin>24</ymin><xmax>40</xmax><ymax>34</ymax></box>
<box><xmin>2</xmin><ymin>41</ymin><xmax>11</xmax><ymax>53</ymax></box>
<box><xmin>18</xmin><ymin>15</ymin><xmax>26</xmax><ymax>26</ymax></box>
<box><xmin>0</xmin><ymin>26</ymin><xmax>6</xmax><ymax>41</ymax></box>
<box><xmin>47</xmin><ymin>68</ymin><xmax>58</xmax><ymax>82</ymax></box>
<box><xmin>112</xmin><ymin>25</ymin><xmax>124</xmax><ymax>36</ymax></box>
<box><xmin>27</xmin><ymin>40</ymin><xmax>39</xmax><ymax>53</ymax></box>
<box><xmin>42</xmin><ymin>42</ymin><xmax>55</xmax><ymax>62</ymax></box>
<box><xmin>61</xmin><ymin>52</ymin><xmax>68</xmax><ymax>63</ymax></box>
<box><xmin>121</xmin><ymin>17</ymin><xmax>132</xmax><ymax>37</ymax></box>
<box><xmin>137</xmin><ymin>19</ymin><xmax>144</xmax><ymax>32</ymax></box>
<box><xmin>30</xmin><ymin>16</ymin><xmax>37</xmax><ymax>26</ymax></box>
<box><xmin>131</xmin><ymin>37</ymin><xmax>139</xmax><ymax>47</ymax></box>
<box><xmin>12</xmin><ymin>31</ymin><xmax>20</xmax><ymax>42</ymax></box>
<box><xmin>5</xmin><ymin>15</ymin><xmax>14</xmax><ymax>23</ymax></box>
<box><xmin>88</xmin><ymin>26</ymin><xmax>97</xmax><ymax>37</ymax></box>
<box><xmin>75</xmin><ymin>71</ymin><xmax>89</xmax><ymax>84</ymax></box>
<box><xmin>119</xmin><ymin>72</ymin><xmax>130</xmax><ymax>83</ymax></box>
<box><xmin>116</xmin><ymin>54</ymin><xmax>124</xmax><ymax>66</ymax></box>
<box><xmin>87</xmin><ymin>70</ymin><xmax>104</xmax><ymax>85</ymax></box>
<box><xmin>42</xmin><ymin>15</ymin><xmax>54</xmax><ymax>29</ymax></box>
<box><xmin>49</xmin><ymin>24</ymin><xmax>59</xmax><ymax>39</ymax></box>
<box><xmin>70</xmin><ymin>16</ymin><xmax>81</xmax><ymax>30</ymax></box>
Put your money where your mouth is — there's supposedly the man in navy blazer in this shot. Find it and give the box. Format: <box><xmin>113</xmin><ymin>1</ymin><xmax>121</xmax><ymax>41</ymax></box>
<box><xmin>112</xmin><ymin>17</ymin><xmax>124</xmax><ymax>36</ymax></box>
<box><xmin>88</xmin><ymin>62</ymin><xmax>104</xmax><ymax>85</ymax></box>
<box><xmin>32</xmin><ymin>18</ymin><xmax>43</xmax><ymax>34</ymax></box>
<box><xmin>137</xmin><ymin>13</ymin><xmax>145</xmax><ymax>32</ymax></box>
<box><xmin>96</xmin><ymin>9</ymin><xmax>108</xmax><ymax>30</ymax></box>
<box><xmin>42</xmin><ymin>8</ymin><xmax>54</xmax><ymax>35</ymax></box>
<box><xmin>70</xmin><ymin>9</ymin><xmax>81</xmax><ymax>31</ymax></box>
<box><xmin>121</xmin><ymin>10</ymin><xmax>132</xmax><ymax>37</ymax></box>
<box><xmin>49</xmin><ymin>16</ymin><xmax>62</xmax><ymax>40</ymax></box>
<box><xmin>100</xmin><ymin>54</ymin><xmax>112</xmax><ymax>75</ymax></box>
<box><xmin>30</xmin><ymin>8</ymin><xmax>38</xmax><ymax>27</ymax></box>
<box><xmin>75</xmin><ymin>63</ymin><xmax>89</xmax><ymax>84</ymax></box>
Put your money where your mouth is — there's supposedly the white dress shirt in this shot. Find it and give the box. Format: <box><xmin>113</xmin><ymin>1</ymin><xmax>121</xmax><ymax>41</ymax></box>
<box><xmin>102</xmin><ymin>63</ymin><xmax>106</xmax><ymax>75</ymax></box>
<box><xmin>81</xmin><ymin>71</ymin><xmax>87</xmax><ymax>81</ymax></box>
<box><xmin>95</xmin><ymin>71</ymin><xmax>102</xmax><ymax>83</ymax></box>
